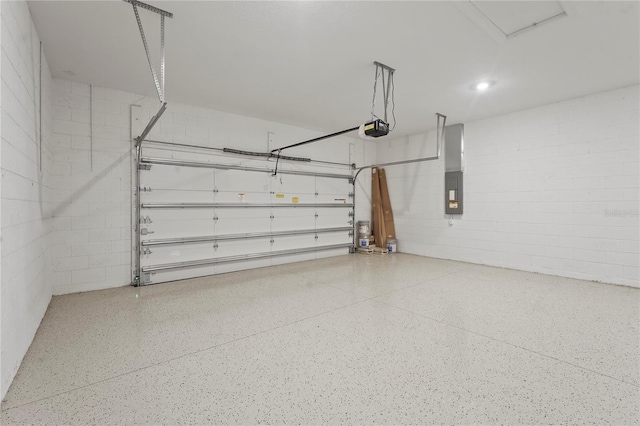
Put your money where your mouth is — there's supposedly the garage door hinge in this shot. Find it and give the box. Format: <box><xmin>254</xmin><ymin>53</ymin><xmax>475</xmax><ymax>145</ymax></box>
<box><xmin>348</xmin><ymin>192</ymin><xmax>354</xmax><ymax>198</ymax></box>
<box><xmin>139</xmin><ymin>163</ymin><xmax>151</xmax><ymax>170</ymax></box>
<box><xmin>139</xmin><ymin>186</ymin><xmax>152</xmax><ymax>192</ymax></box>
<box><xmin>213</xmin><ymin>187</ymin><xmax>219</xmax><ymax>193</ymax></box>
<box><xmin>142</xmin><ymin>247</ymin><xmax>152</xmax><ymax>256</ymax></box>
<box><xmin>315</xmin><ymin>234</ymin><xmax>319</xmax><ymax>240</ymax></box>
<box><xmin>348</xmin><ymin>178</ymin><xmax>354</xmax><ymax>184</ymax></box>
<box><xmin>314</xmin><ymin>213</ymin><xmax>319</xmax><ymax>218</ymax></box>
<box><xmin>213</xmin><ymin>243</ymin><xmax>218</xmax><ymax>250</ymax></box>
<box><xmin>270</xmin><ymin>214</ymin><xmax>275</xmax><ymax>220</ymax></box>
<box><xmin>315</xmin><ymin>192</ymin><xmax>319</xmax><ymax>197</ymax></box>
<box><xmin>270</xmin><ymin>238</ymin><xmax>275</xmax><ymax>244</ymax></box>
<box><xmin>213</xmin><ymin>215</ymin><xmax>218</xmax><ymax>222</ymax></box>
<box><xmin>348</xmin><ymin>220</ymin><xmax>353</xmax><ymax>225</ymax></box>
<box><xmin>348</xmin><ymin>211</ymin><xmax>354</xmax><ymax>217</ymax></box>
<box><xmin>348</xmin><ymin>230</ymin><xmax>354</xmax><ymax>237</ymax></box>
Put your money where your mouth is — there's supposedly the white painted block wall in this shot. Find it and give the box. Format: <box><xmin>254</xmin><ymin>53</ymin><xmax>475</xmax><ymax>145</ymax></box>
<box><xmin>1</xmin><ymin>0</ymin><xmax>53</xmax><ymax>399</ymax></box>
<box><xmin>50</xmin><ymin>80</ymin><xmax>133</xmax><ymax>295</ymax></box>
<box><xmin>50</xmin><ymin>81</ymin><xmax>376</xmax><ymax>295</ymax></box>
<box><xmin>377</xmin><ymin>85</ymin><xmax>639</xmax><ymax>287</ymax></box>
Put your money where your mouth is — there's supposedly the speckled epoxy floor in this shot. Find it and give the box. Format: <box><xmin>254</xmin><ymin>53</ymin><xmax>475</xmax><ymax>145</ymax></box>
<box><xmin>2</xmin><ymin>254</ymin><xmax>639</xmax><ymax>424</ymax></box>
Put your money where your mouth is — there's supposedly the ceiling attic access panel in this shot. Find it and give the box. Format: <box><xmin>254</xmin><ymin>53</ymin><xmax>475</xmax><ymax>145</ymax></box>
<box><xmin>456</xmin><ymin>0</ymin><xmax>570</xmax><ymax>41</ymax></box>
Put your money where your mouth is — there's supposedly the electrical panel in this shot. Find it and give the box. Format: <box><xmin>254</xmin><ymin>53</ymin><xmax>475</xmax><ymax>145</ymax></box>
<box><xmin>445</xmin><ymin>171</ymin><xmax>463</xmax><ymax>215</ymax></box>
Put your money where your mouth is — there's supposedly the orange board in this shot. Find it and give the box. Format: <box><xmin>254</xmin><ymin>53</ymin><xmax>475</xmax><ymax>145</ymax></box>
<box><xmin>378</xmin><ymin>168</ymin><xmax>396</xmax><ymax>240</ymax></box>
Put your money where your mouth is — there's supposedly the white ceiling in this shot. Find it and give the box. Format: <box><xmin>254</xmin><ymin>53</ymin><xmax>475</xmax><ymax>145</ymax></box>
<box><xmin>28</xmin><ymin>1</ymin><xmax>639</xmax><ymax>137</ymax></box>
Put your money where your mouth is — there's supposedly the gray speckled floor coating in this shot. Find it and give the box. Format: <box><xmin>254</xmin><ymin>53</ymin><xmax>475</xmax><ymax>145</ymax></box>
<box><xmin>2</xmin><ymin>254</ymin><xmax>639</xmax><ymax>424</ymax></box>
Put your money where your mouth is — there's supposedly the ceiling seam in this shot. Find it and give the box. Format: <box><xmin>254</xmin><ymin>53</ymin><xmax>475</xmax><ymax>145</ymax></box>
<box><xmin>506</xmin><ymin>11</ymin><xmax>568</xmax><ymax>39</ymax></box>
<box><xmin>469</xmin><ymin>1</ymin><xmax>507</xmax><ymax>37</ymax></box>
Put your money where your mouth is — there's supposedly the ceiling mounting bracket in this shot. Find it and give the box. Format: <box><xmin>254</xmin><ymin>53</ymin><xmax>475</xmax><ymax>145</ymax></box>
<box><xmin>371</xmin><ymin>61</ymin><xmax>396</xmax><ymax>128</ymax></box>
<box><xmin>124</xmin><ymin>0</ymin><xmax>173</xmax><ymax>103</ymax></box>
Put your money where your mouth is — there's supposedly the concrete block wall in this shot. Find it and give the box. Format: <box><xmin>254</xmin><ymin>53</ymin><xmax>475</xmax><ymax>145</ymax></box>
<box><xmin>50</xmin><ymin>80</ymin><xmax>133</xmax><ymax>295</ymax></box>
<box><xmin>1</xmin><ymin>0</ymin><xmax>54</xmax><ymax>398</ymax></box>
<box><xmin>50</xmin><ymin>81</ymin><xmax>375</xmax><ymax>295</ymax></box>
<box><xmin>377</xmin><ymin>85</ymin><xmax>639</xmax><ymax>287</ymax></box>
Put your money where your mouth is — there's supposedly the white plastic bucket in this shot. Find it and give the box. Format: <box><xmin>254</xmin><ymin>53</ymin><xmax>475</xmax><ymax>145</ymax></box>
<box><xmin>359</xmin><ymin>237</ymin><xmax>370</xmax><ymax>248</ymax></box>
<box><xmin>357</xmin><ymin>221</ymin><xmax>371</xmax><ymax>237</ymax></box>
<box><xmin>387</xmin><ymin>238</ymin><xmax>397</xmax><ymax>253</ymax></box>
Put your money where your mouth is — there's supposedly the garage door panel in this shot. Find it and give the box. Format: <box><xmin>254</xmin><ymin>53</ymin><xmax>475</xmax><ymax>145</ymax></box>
<box><xmin>316</xmin><ymin>177</ymin><xmax>351</xmax><ymax>202</ymax></box>
<box><xmin>140</xmin><ymin>209</ymin><xmax>215</xmax><ymax>239</ymax></box>
<box><xmin>272</xmin><ymin>193</ymin><xmax>315</xmax><ymax>204</ymax></box>
<box><xmin>316</xmin><ymin>194</ymin><xmax>351</xmax><ymax>204</ymax></box>
<box><xmin>316</xmin><ymin>207</ymin><xmax>352</xmax><ymax>228</ymax></box>
<box><xmin>142</xmin><ymin>209</ymin><xmax>215</xmax><ymax>222</ymax></box>
<box><xmin>215</xmin><ymin>238</ymin><xmax>272</xmax><ymax>259</ymax></box>
<box><xmin>140</xmin><ymin>243</ymin><xmax>215</xmax><ymax>267</ymax></box>
<box><xmin>271</xmin><ymin>209</ymin><xmax>316</xmax><ymax>232</ymax></box>
<box><xmin>271</xmin><ymin>234</ymin><xmax>316</xmax><ymax>252</ymax></box>
<box><xmin>216</xmin><ymin>258</ymin><xmax>271</xmax><ymax>275</ymax></box>
<box><xmin>271</xmin><ymin>251</ymin><xmax>316</xmax><ymax>266</ymax></box>
<box><xmin>141</xmin><ymin>189</ymin><xmax>214</xmax><ymax>204</ymax></box>
<box><xmin>216</xmin><ymin>190</ymin><xmax>271</xmax><ymax>203</ymax></box>
<box><xmin>214</xmin><ymin>169</ymin><xmax>270</xmax><ymax>203</ymax></box>
<box><xmin>139</xmin><ymin>221</ymin><xmax>214</xmax><ymax>239</ymax></box>
<box><xmin>146</xmin><ymin>265</ymin><xmax>217</xmax><ymax>285</ymax></box>
<box><xmin>142</xmin><ymin>167</ymin><xmax>214</xmax><ymax>191</ymax></box>
<box><xmin>316</xmin><ymin>231</ymin><xmax>353</xmax><ymax>246</ymax></box>
<box><xmin>216</xmin><ymin>209</ymin><xmax>271</xmax><ymax>234</ymax></box>
<box><xmin>272</xmin><ymin>174</ymin><xmax>316</xmax><ymax>196</ymax></box>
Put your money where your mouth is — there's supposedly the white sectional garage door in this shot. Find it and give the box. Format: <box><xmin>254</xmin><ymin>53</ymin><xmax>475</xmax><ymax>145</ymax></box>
<box><xmin>135</xmin><ymin>142</ymin><xmax>354</xmax><ymax>285</ymax></box>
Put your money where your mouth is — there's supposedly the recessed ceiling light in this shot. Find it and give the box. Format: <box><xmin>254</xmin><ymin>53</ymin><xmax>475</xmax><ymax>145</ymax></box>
<box><xmin>476</xmin><ymin>81</ymin><xmax>490</xmax><ymax>91</ymax></box>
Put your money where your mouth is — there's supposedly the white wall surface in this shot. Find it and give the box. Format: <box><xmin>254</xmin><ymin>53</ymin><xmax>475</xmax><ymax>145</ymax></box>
<box><xmin>377</xmin><ymin>85</ymin><xmax>639</xmax><ymax>287</ymax></box>
<box><xmin>1</xmin><ymin>0</ymin><xmax>53</xmax><ymax>399</ymax></box>
<box><xmin>50</xmin><ymin>80</ymin><xmax>376</xmax><ymax>295</ymax></box>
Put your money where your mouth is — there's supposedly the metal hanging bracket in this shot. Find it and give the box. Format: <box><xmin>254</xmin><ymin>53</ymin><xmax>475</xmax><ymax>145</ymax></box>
<box><xmin>124</xmin><ymin>0</ymin><xmax>172</xmax><ymax>148</ymax></box>
<box><xmin>124</xmin><ymin>0</ymin><xmax>172</xmax><ymax>103</ymax></box>
<box><xmin>371</xmin><ymin>61</ymin><xmax>396</xmax><ymax>128</ymax></box>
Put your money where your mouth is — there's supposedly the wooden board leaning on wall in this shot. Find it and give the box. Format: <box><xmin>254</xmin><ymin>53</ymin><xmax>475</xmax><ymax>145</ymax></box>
<box><xmin>371</xmin><ymin>167</ymin><xmax>396</xmax><ymax>248</ymax></box>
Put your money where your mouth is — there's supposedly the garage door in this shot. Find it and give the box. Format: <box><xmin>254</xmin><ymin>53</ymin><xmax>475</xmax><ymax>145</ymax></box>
<box><xmin>134</xmin><ymin>141</ymin><xmax>354</xmax><ymax>285</ymax></box>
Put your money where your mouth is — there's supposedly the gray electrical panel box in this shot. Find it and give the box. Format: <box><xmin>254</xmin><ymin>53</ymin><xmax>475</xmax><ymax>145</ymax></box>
<box><xmin>445</xmin><ymin>171</ymin><xmax>463</xmax><ymax>214</ymax></box>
